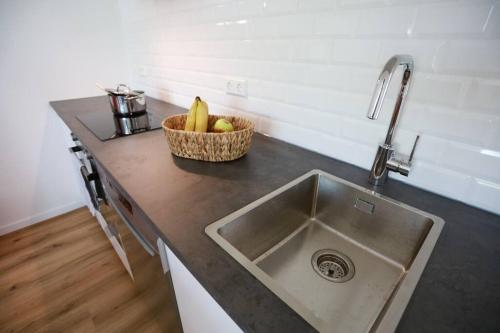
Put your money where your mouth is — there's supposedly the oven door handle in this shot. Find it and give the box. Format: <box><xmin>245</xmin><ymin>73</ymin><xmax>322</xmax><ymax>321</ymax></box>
<box><xmin>69</xmin><ymin>146</ymin><xmax>86</xmax><ymax>166</ymax></box>
<box><xmin>69</xmin><ymin>146</ymin><xmax>82</xmax><ymax>154</ymax></box>
<box><xmin>80</xmin><ymin>166</ymin><xmax>99</xmax><ymax>209</ymax></box>
<box><xmin>106</xmin><ymin>193</ymin><xmax>156</xmax><ymax>257</ymax></box>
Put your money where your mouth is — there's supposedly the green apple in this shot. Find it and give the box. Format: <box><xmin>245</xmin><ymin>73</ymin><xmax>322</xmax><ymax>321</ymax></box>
<box><xmin>213</xmin><ymin>118</ymin><xmax>234</xmax><ymax>133</ymax></box>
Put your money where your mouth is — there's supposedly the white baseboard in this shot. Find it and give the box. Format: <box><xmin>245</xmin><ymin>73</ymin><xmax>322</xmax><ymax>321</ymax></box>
<box><xmin>0</xmin><ymin>201</ymin><xmax>86</xmax><ymax>236</ymax></box>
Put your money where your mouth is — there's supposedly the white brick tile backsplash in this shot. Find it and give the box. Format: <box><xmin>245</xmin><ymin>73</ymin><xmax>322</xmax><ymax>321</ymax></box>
<box><xmin>236</xmin><ymin>0</ymin><xmax>264</xmax><ymax>18</ymax></box>
<box><xmin>242</xmin><ymin>40</ymin><xmax>292</xmax><ymax>61</ymax></box>
<box><xmin>248</xmin><ymin>14</ymin><xmax>315</xmax><ymax>38</ymax></box>
<box><xmin>468</xmin><ymin>179</ymin><xmax>500</xmax><ymax>213</ymax></box>
<box><xmin>315</xmin><ymin>10</ymin><xmax>359</xmax><ymax>35</ymax></box>
<box><xmin>306</xmin><ymin>64</ymin><xmax>379</xmax><ymax>94</ymax></box>
<box><xmin>201</xmin><ymin>40</ymin><xmax>242</xmax><ymax>59</ymax></box>
<box><xmin>332</xmin><ymin>39</ymin><xmax>381</xmax><ymax>67</ymax></box>
<box><xmin>487</xmin><ymin>128</ymin><xmax>500</xmax><ymax>151</ymax></box>
<box><xmin>462</xmin><ymin>79</ymin><xmax>500</xmax><ymax>112</ymax></box>
<box><xmin>413</xmin><ymin>2</ymin><xmax>493</xmax><ymax>35</ymax></box>
<box><xmin>410</xmin><ymin>105</ymin><xmax>496</xmax><ymax>147</ymax></box>
<box><xmin>285</xmin><ymin>84</ymin><xmax>330</xmax><ymax>110</ymax></box>
<box><xmin>213</xmin><ymin>22</ymin><xmax>249</xmax><ymax>40</ymax></box>
<box><xmin>393</xmin><ymin>161</ymin><xmax>473</xmax><ymax>201</ymax></box>
<box><xmin>357</xmin><ymin>6</ymin><xmax>416</xmax><ymax>36</ymax></box>
<box><xmin>406</xmin><ymin>134</ymin><xmax>447</xmax><ymax>164</ymax></box>
<box><xmin>268</xmin><ymin>62</ymin><xmax>310</xmax><ymax>83</ymax></box>
<box><xmin>262</xmin><ymin>0</ymin><xmax>298</xmax><ymax>15</ymax></box>
<box><xmin>119</xmin><ymin>0</ymin><xmax>500</xmax><ymax>215</ymax></box>
<box><xmin>210</xmin><ymin>2</ymin><xmax>240</xmax><ymax>22</ymax></box>
<box><xmin>319</xmin><ymin>135</ymin><xmax>375</xmax><ymax>169</ymax></box>
<box><xmin>258</xmin><ymin>116</ymin><xmax>326</xmax><ymax>150</ymax></box>
<box><xmin>337</xmin><ymin>0</ymin><xmax>391</xmax><ymax>9</ymax></box>
<box><xmin>338</xmin><ymin>66</ymin><xmax>380</xmax><ymax>94</ymax></box>
<box><xmin>410</xmin><ymin>73</ymin><xmax>464</xmax><ymax>107</ymax></box>
<box><xmin>433</xmin><ymin>40</ymin><xmax>500</xmax><ymax>77</ymax></box>
<box><xmin>339</xmin><ymin>117</ymin><xmax>386</xmax><ymax>146</ymax></box>
<box><xmin>291</xmin><ymin>39</ymin><xmax>331</xmax><ymax>63</ymax></box>
<box><xmin>439</xmin><ymin>142</ymin><xmax>500</xmax><ymax>181</ymax></box>
<box><xmin>307</xmin><ymin>111</ymin><xmax>345</xmax><ymax>137</ymax></box>
<box><xmin>305</xmin><ymin>65</ymin><xmax>346</xmax><ymax>88</ymax></box>
<box><xmin>324</xmin><ymin>90</ymin><xmax>371</xmax><ymax>115</ymax></box>
<box><xmin>380</xmin><ymin>39</ymin><xmax>443</xmax><ymax>72</ymax></box>
<box><xmin>487</xmin><ymin>3</ymin><xmax>500</xmax><ymax>36</ymax></box>
<box><xmin>249</xmin><ymin>79</ymin><xmax>289</xmax><ymax>102</ymax></box>
<box><xmin>298</xmin><ymin>0</ymin><xmax>335</xmax><ymax>12</ymax></box>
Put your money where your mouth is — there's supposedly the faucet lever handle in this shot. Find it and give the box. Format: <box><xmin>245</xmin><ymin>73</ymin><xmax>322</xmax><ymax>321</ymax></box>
<box><xmin>409</xmin><ymin>135</ymin><xmax>420</xmax><ymax>163</ymax></box>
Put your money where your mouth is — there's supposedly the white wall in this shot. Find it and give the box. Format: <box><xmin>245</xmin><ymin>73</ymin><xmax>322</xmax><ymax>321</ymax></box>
<box><xmin>119</xmin><ymin>0</ymin><xmax>500</xmax><ymax>215</ymax></box>
<box><xmin>0</xmin><ymin>0</ymin><xmax>128</xmax><ymax>234</ymax></box>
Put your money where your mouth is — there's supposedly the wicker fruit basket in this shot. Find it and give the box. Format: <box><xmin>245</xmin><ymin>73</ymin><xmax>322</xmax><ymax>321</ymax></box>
<box><xmin>162</xmin><ymin>114</ymin><xmax>254</xmax><ymax>162</ymax></box>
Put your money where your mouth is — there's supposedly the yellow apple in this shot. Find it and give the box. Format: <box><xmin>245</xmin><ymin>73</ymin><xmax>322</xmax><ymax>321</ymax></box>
<box><xmin>213</xmin><ymin>118</ymin><xmax>234</xmax><ymax>133</ymax></box>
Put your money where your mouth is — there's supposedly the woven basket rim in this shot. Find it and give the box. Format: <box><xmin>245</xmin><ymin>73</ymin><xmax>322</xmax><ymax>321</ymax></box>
<box><xmin>161</xmin><ymin>113</ymin><xmax>254</xmax><ymax>135</ymax></box>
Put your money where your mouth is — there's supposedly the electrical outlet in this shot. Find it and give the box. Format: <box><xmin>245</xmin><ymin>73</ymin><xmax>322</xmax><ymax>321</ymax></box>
<box><xmin>226</xmin><ymin>79</ymin><xmax>248</xmax><ymax>97</ymax></box>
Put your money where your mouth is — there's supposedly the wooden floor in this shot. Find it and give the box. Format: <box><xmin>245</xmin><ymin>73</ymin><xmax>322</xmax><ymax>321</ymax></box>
<box><xmin>0</xmin><ymin>208</ymin><xmax>182</xmax><ymax>333</ymax></box>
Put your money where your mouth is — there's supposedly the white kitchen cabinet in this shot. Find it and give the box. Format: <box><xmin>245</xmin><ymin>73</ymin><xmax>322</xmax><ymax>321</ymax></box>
<box><xmin>157</xmin><ymin>240</ymin><xmax>243</xmax><ymax>333</ymax></box>
<box><xmin>57</xmin><ymin>116</ymin><xmax>95</xmax><ymax>215</ymax></box>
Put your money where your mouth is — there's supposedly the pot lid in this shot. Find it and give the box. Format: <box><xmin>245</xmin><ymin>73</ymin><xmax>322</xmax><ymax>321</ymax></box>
<box><xmin>107</xmin><ymin>84</ymin><xmax>143</xmax><ymax>97</ymax></box>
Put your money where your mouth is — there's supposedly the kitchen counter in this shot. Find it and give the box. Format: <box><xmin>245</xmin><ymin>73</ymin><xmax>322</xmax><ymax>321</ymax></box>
<box><xmin>51</xmin><ymin>96</ymin><xmax>500</xmax><ymax>333</ymax></box>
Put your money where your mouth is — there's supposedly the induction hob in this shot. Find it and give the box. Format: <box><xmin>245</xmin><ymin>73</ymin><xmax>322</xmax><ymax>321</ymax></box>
<box><xmin>77</xmin><ymin>110</ymin><xmax>162</xmax><ymax>141</ymax></box>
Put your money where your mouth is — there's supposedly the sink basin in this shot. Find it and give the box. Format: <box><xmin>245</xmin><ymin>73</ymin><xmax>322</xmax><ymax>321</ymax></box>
<box><xmin>206</xmin><ymin>170</ymin><xmax>444</xmax><ymax>333</ymax></box>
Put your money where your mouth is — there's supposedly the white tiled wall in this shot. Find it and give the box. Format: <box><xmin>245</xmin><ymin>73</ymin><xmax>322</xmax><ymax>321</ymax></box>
<box><xmin>118</xmin><ymin>0</ymin><xmax>500</xmax><ymax>215</ymax></box>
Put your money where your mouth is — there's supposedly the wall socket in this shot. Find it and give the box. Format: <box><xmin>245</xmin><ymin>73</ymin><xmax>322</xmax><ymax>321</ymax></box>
<box><xmin>226</xmin><ymin>79</ymin><xmax>248</xmax><ymax>97</ymax></box>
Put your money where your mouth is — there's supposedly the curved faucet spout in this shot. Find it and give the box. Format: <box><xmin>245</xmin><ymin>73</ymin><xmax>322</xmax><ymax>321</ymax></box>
<box><xmin>367</xmin><ymin>55</ymin><xmax>413</xmax><ymax>145</ymax></box>
<box><xmin>366</xmin><ymin>55</ymin><xmax>415</xmax><ymax>186</ymax></box>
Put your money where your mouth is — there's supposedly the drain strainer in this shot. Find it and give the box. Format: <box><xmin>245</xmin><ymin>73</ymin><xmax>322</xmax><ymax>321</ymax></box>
<box><xmin>311</xmin><ymin>249</ymin><xmax>355</xmax><ymax>283</ymax></box>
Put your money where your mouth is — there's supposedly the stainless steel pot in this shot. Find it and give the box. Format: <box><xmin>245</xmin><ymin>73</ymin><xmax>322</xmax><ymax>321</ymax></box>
<box><xmin>107</xmin><ymin>84</ymin><xmax>147</xmax><ymax>115</ymax></box>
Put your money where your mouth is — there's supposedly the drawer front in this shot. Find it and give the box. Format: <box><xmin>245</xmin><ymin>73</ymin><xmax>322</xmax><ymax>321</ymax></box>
<box><xmin>96</xmin><ymin>164</ymin><xmax>158</xmax><ymax>253</ymax></box>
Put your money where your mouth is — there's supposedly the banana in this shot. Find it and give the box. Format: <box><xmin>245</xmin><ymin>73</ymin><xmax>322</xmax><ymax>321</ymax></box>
<box><xmin>195</xmin><ymin>99</ymin><xmax>209</xmax><ymax>132</ymax></box>
<box><xmin>184</xmin><ymin>96</ymin><xmax>200</xmax><ymax>131</ymax></box>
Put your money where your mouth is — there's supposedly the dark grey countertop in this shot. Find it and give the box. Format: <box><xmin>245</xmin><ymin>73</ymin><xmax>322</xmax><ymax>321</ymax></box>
<box><xmin>51</xmin><ymin>96</ymin><xmax>500</xmax><ymax>333</ymax></box>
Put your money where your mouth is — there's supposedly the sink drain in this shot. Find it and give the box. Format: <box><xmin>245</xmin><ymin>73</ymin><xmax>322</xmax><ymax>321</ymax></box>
<box><xmin>311</xmin><ymin>249</ymin><xmax>355</xmax><ymax>283</ymax></box>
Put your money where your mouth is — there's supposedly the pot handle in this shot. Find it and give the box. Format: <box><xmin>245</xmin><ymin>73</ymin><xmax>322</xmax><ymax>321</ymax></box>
<box><xmin>116</xmin><ymin>84</ymin><xmax>131</xmax><ymax>94</ymax></box>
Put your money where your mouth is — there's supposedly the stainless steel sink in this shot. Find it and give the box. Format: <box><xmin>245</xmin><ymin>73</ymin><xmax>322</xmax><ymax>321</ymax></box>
<box><xmin>205</xmin><ymin>170</ymin><xmax>444</xmax><ymax>333</ymax></box>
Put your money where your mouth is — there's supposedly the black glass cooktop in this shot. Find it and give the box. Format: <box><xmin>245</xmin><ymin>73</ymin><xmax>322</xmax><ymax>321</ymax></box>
<box><xmin>77</xmin><ymin>110</ymin><xmax>162</xmax><ymax>141</ymax></box>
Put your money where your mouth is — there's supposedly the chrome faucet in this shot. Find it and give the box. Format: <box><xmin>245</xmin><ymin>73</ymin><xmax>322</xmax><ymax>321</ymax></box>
<box><xmin>367</xmin><ymin>55</ymin><xmax>420</xmax><ymax>186</ymax></box>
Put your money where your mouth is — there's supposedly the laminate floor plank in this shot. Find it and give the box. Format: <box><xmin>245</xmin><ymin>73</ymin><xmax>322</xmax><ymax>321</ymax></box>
<box><xmin>0</xmin><ymin>248</ymin><xmax>123</xmax><ymax>326</ymax></box>
<box><xmin>0</xmin><ymin>207</ymin><xmax>182</xmax><ymax>333</ymax></box>
<box><xmin>0</xmin><ymin>209</ymin><xmax>93</xmax><ymax>258</ymax></box>
<box><xmin>0</xmin><ymin>221</ymin><xmax>104</xmax><ymax>273</ymax></box>
<box><xmin>0</xmin><ymin>242</ymin><xmax>118</xmax><ymax>302</ymax></box>
<box><xmin>0</xmin><ymin>225</ymin><xmax>112</xmax><ymax>300</ymax></box>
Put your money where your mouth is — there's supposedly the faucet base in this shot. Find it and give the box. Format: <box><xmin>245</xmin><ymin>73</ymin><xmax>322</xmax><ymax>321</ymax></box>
<box><xmin>368</xmin><ymin>144</ymin><xmax>394</xmax><ymax>186</ymax></box>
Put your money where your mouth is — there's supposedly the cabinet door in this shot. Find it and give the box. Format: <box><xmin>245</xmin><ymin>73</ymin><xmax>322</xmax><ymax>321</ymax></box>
<box><xmin>56</xmin><ymin>115</ymin><xmax>94</xmax><ymax>214</ymax></box>
<box><xmin>158</xmin><ymin>241</ymin><xmax>243</xmax><ymax>333</ymax></box>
